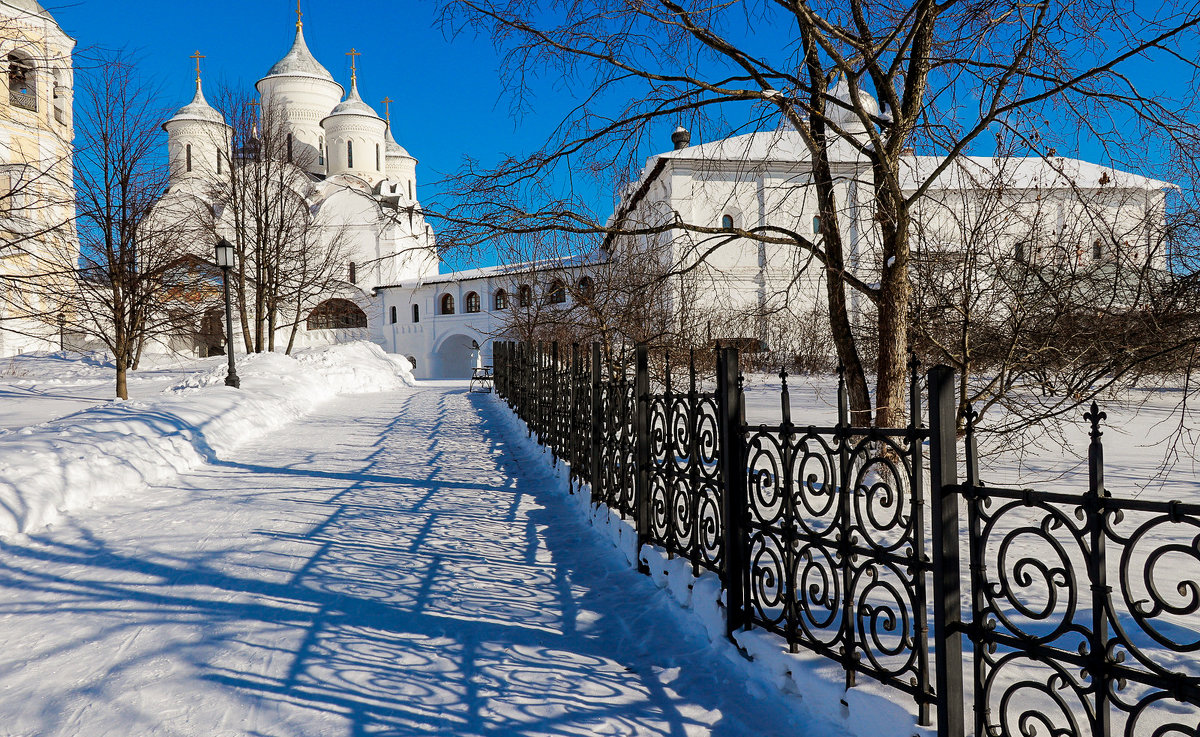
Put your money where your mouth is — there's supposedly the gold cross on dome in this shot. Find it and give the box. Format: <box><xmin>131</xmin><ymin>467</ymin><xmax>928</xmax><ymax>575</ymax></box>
<box><xmin>190</xmin><ymin>50</ymin><xmax>205</xmax><ymax>84</ymax></box>
<box><xmin>246</xmin><ymin>99</ymin><xmax>261</xmax><ymax>116</ymax></box>
<box><xmin>296</xmin><ymin>0</ymin><xmax>303</xmax><ymax>29</ymax></box>
<box><xmin>346</xmin><ymin>48</ymin><xmax>361</xmax><ymax>84</ymax></box>
<box><xmin>381</xmin><ymin>96</ymin><xmax>393</xmax><ymax>124</ymax></box>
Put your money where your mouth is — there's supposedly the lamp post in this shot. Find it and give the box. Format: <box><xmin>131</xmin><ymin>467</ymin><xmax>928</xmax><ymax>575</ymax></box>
<box><xmin>214</xmin><ymin>238</ymin><xmax>240</xmax><ymax>388</ymax></box>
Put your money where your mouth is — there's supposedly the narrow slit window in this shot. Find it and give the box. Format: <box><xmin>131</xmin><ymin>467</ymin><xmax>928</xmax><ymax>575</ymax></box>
<box><xmin>186</xmin><ymin>144</ymin><xmax>192</xmax><ymax>172</ymax></box>
<box><xmin>347</xmin><ymin>140</ymin><xmax>354</xmax><ymax>168</ymax></box>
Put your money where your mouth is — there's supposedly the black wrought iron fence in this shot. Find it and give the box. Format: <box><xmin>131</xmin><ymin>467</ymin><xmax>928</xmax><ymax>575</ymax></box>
<box><xmin>492</xmin><ymin>341</ymin><xmax>1200</xmax><ymax>737</ymax></box>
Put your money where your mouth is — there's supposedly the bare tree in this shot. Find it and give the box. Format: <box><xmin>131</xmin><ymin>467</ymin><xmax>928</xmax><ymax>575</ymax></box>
<box><xmin>437</xmin><ymin>0</ymin><xmax>1200</xmax><ymax>426</ymax></box>
<box><xmin>40</xmin><ymin>50</ymin><xmax>193</xmax><ymax>399</ymax></box>
<box><xmin>195</xmin><ymin>84</ymin><xmax>352</xmax><ymax>354</ymax></box>
<box><xmin>908</xmin><ymin>152</ymin><xmax>1192</xmax><ymax>447</ymax></box>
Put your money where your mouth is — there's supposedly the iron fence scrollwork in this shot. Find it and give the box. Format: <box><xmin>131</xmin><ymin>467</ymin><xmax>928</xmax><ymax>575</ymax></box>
<box><xmin>492</xmin><ymin>341</ymin><xmax>1199</xmax><ymax>737</ymax></box>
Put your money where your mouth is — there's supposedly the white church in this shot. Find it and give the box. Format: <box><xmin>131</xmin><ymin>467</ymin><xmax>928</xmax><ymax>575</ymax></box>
<box><xmin>154</xmin><ymin>11</ymin><xmax>438</xmax><ymax>358</ymax></box>
<box><xmin>152</xmin><ymin>11</ymin><xmax>1173</xmax><ymax>379</ymax></box>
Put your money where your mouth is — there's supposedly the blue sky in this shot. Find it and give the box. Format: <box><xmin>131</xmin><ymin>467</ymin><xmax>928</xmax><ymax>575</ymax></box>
<box><xmin>49</xmin><ymin>1</ymin><xmax>1195</xmax><ymax>271</ymax></box>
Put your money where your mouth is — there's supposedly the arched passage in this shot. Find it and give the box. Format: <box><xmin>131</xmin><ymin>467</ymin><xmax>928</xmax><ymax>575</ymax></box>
<box><xmin>433</xmin><ymin>333</ymin><xmax>481</xmax><ymax>379</ymax></box>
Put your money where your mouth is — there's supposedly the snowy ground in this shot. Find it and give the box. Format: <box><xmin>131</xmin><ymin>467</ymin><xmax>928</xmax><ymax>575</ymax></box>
<box><xmin>0</xmin><ymin>351</ymin><xmax>1195</xmax><ymax>735</ymax></box>
<box><xmin>0</xmin><ymin>352</ymin><xmax>218</xmax><ymax>432</ymax></box>
<box><xmin>0</xmin><ymin>380</ymin><xmax>831</xmax><ymax>736</ymax></box>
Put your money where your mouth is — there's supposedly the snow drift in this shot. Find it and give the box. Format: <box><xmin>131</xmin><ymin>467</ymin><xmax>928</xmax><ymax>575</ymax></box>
<box><xmin>0</xmin><ymin>342</ymin><xmax>414</xmax><ymax>537</ymax></box>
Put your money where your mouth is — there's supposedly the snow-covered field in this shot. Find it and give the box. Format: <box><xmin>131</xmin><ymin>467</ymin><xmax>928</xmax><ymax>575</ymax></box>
<box><xmin>0</xmin><ymin>343</ymin><xmax>414</xmax><ymax>538</ymax></box>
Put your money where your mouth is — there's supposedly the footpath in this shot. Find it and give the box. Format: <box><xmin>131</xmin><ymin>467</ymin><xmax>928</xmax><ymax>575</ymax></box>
<box><xmin>0</xmin><ymin>383</ymin><xmax>828</xmax><ymax>736</ymax></box>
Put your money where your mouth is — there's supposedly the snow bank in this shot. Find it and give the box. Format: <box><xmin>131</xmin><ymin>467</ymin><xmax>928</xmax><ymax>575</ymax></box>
<box><xmin>0</xmin><ymin>342</ymin><xmax>414</xmax><ymax>537</ymax></box>
<box><xmin>489</xmin><ymin>396</ymin><xmax>934</xmax><ymax>737</ymax></box>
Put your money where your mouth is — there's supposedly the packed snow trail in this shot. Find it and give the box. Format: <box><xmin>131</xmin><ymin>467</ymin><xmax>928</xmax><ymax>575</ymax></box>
<box><xmin>0</xmin><ymin>383</ymin><xmax>833</xmax><ymax>736</ymax></box>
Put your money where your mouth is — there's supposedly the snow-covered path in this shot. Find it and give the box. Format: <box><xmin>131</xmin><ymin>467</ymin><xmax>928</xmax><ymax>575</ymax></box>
<box><xmin>0</xmin><ymin>383</ymin><xmax>823</xmax><ymax>736</ymax></box>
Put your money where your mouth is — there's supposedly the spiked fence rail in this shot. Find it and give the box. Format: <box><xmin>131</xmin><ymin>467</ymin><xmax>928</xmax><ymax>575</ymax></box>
<box><xmin>493</xmin><ymin>341</ymin><xmax>1200</xmax><ymax>737</ymax></box>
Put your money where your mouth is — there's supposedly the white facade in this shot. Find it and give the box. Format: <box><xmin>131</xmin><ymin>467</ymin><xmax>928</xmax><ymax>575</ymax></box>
<box><xmin>376</xmin><ymin>262</ymin><xmax>594</xmax><ymax>379</ymax></box>
<box><xmin>0</xmin><ymin>0</ymin><xmax>77</xmax><ymax>356</ymax></box>
<box><xmin>379</xmin><ymin>119</ymin><xmax>1172</xmax><ymax>378</ymax></box>
<box><xmin>154</xmin><ymin>15</ymin><xmax>437</xmax><ymax>357</ymax></box>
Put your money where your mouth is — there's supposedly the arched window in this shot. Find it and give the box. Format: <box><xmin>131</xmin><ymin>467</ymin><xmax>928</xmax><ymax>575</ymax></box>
<box><xmin>493</xmin><ymin>289</ymin><xmax>509</xmax><ymax>310</ymax></box>
<box><xmin>812</xmin><ymin>216</ymin><xmax>821</xmax><ymax>234</ymax></box>
<box><xmin>517</xmin><ymin>284</ymin><xmax>532</xmax><ymax>307</ymax></box>
<box><xmin>306</xmin><ymin>299</ymin><xmax>367</xmax><ymax>330</ymax></box>
<box><xmin>546</xmin><ymin>279</ymin><xmax>566</xmax><ymax>305</ymax></box>
<box><xmin>347</xmin><ymin>140</ymin><xmax>354</xmax><ymax>168</ymax></box>
<box><xmin>318</xmin><ymin>136</ymin><xmax>325</xmax><ymax>166</ymax></box>
<box><xmin>186</xmin><ymin>144</ymin><xmax>192</xmax><ymax>172</ymax></box>
<box><xmin>349</xmin><ymin>262</ymin><xmax>357</xmax><ymax>284</ymax></box>
<box><xmin>407</xmin><ymin>356</ymin><xmax>417</xmax><ymax>370</ymax></box>
<box><xmin>577</xmin><ymin>276</ymin><xmax>594</xmax><ymax>301</ymax></box>
<box><xmin>7</xmin><ymin>54</ymin><xmax>36</xmax><ymax>111</ymax></box>
<box><xmin>721</xmin><ymin>214</ymin><xmax>734</xmax><ymax>229</ymax></box>
<box><xmin>1093</xmin><ymin>239</ymin><xmax>1103</xmax><ymax>261</ymax></box>
<box><xmin>464</xmin><ymin>291</ymin><xmax>481</xmax><ymax>313</ymax></box>
<box><xmin>390</xmin><ymin>305</ymin><xmax>397</xmax><ymax>324</ymax></box>
<box><xmin>412</xmin><ymin>304</ymin><xmax>420</xmax><ymax>323</ymax></box>
<box><xmin>440</xmin><ymin>293</ymin><xmax>455</xmax><ymax>315</ymax></box>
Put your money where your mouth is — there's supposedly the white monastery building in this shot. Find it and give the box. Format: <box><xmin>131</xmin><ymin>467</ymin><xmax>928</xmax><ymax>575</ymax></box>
<box><xmin>377</xmin><ymin>101</ymin><xmax>1172</xmax><ymax>378</ymax></box>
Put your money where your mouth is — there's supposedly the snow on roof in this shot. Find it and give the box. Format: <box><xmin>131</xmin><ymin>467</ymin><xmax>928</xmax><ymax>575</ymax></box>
<box><xmin>163</xmin><ymin>80</ymin><xmax>227</xmax><ymax>129</ymax></box>
<box><xmin>375</xmin><ymin>253</ymin><xmax>604</xmax><ymax>291</ymax></box>
<box><xmin>652</xmin><ymin>129</ymin><xmax>1171</xmax><ymax>191</ymax></box>
<box><xmin>900</xmin><ymin>155</ymin><xmax>1173</xmax><ymax>192</ymax></box>
<box><xmin>263</xmin><ymin>24</ymin><xmax>337</xmax><ymax>84</ymax></box>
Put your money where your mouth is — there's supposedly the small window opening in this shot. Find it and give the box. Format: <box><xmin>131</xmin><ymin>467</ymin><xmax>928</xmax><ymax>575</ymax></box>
<box><xmin>347</xmin><ymin>140</ymin><xmax>354</xmax><ymax>168</ymax></box>
<box><xmin>812</xmin><ymin>216</ymin><xmax>821</xmax><ymax>235</ymax></box>
<box><xmin>186</xmin><ymin>144</ymin><xmax>192</xmax><ymax>172</ymax></box>
<box><xmin>349</xmin><ymin>262</ymin><xmax>357</xmax><ymax>284</ymax></box>
<box><xmin>493</xmin><ymin>289</ymin><xmax>509</xmax><ymax>310</ymax></box>
<box><xmin>721</xmin><ymin>214</ymin><xmax>734</xmax><ymax>229</ymax></box>
<box><xmin>440</xmin><ymin>294</ymin><xmax>455</xmax><ymax>315</ymax></box>
<box><xmin>1093</xmin><ymin>239</ymin><xmax>1103</xmax><ymax>261</ymax></box>
<box><xmin>318</xmin><ymin>136</ymin><xmax>325</xmax><ymax>166</ymax></box>
<box><xmin>287</xmin><ymin>133</ymin><xmax>293</xmax><ymax>162</ymax></box>
<box><xmin>546</xmin><ymin>279</ymin><xmax>566</xmax><ymax>305</ymax></box>
<box><xmin>412</xmin><ymin>304</ymin><xmax>420</xmax><ymax>323</ymax></box>
<box><xmin>390</xmin><ymin>305</ymin><xmax>397</xmax><ymax>324</ymax></box>
<box><xmin>375</xmin><ymin>144</ymin><xmax>381</xmax><ymax>171</ymax></box>
<box><xmin>465</xmin><ymin>291</ymin><xmax>480</xmax><ymax>313</ymax></box>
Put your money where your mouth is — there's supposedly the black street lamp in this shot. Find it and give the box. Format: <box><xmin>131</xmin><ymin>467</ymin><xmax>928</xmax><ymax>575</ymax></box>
<box><xmin>214</xmin><ymin>238</ymin><xmax>240</xmax><ymax>389</ymax></box>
